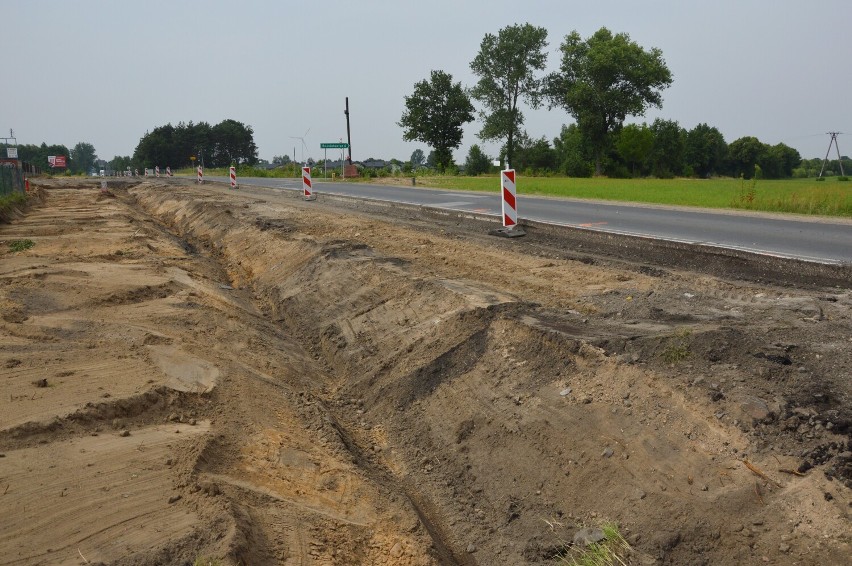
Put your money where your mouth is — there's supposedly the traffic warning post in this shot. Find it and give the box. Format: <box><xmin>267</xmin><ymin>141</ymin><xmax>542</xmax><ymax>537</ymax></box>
<box><xmin>491</xmin><ymin>169</ymin><xmax>525</xmax><ymax>238</ymax></box>
<box><xmin>229</xmin><ymin>166</ymin><xmax>237</xmax><ymax>189</ymax></box>
<box><xmin>303</xmin><ymin>166</ymin><xmax>315</xmax><ymax>201</ymax></box>
<box><xmin>502</xmin><ymin>169</ymin><xmax>517</xmax><ymax>227</ymax></box>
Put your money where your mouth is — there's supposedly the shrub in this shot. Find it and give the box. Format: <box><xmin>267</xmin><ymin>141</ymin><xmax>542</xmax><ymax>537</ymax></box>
<box><xmin>8</xmin><ymin>239</ymin><xmax>35</xmax><ymax>252</ymax></box>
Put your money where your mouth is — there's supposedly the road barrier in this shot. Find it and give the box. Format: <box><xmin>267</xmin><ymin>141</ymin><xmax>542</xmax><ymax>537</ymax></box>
<box><xmin>501</xmin><ymin>169</ymin><xmax>517</xmax><ymax>228</ymax></box>
<box><xmin>229</xmin><ymin>166</ymin><xmax>237</xmax><ymax>189</ymax></box>
<box><xmin>303</xmin><ymin>166</ymin><xmax>315</xmax><ymax>200</ymax></box>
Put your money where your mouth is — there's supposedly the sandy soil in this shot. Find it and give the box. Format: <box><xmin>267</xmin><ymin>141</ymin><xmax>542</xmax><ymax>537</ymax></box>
<box><xmin>0</xmin><ymin>178</ymin><xmax>849</xmax><ymax>565</ymax></box>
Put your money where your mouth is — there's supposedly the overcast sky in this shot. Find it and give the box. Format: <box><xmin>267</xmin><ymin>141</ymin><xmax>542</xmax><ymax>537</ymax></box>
<box><xmin>3</xmin><ymin>0</ymin><xmax>851</xmax><ymax>164</ymax></box>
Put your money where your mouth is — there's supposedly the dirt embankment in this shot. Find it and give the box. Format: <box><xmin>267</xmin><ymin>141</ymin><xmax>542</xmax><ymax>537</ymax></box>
<box><xmin>1</xmin><ymin>179</ymin><xmax>849</xmax><ymax>565</ymax></box>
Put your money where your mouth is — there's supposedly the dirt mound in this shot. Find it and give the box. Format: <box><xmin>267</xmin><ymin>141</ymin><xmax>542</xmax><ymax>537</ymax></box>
<box><xmin>0</xmin><ymin>179</ymin><xmax>848</xmax><ymax>565</ymax></box>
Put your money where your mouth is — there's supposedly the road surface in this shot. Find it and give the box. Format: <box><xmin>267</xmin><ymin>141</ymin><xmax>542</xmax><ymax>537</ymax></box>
<box><xmin>204</xmin><ymin>176</ymin><xmax>852</xmax><ymax>265</ymax></box>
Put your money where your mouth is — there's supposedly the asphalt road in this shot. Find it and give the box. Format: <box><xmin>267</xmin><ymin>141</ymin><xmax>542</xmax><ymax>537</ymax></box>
<box><xmin>204</xmin><ymin>176</ymin><xmax>852</xmax><ymax>265</ymax></box>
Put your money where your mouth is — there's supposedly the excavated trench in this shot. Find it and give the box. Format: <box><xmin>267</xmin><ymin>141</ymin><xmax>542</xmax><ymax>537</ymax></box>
<box><xmin>124</xmin><ymin>181</ymin><xmax>850</xmax><ymax>565</ymax></box>
<box><xmin>3</xmin><ymin>179</ymin><xmax>848</xmax><ymax>566</ymax></box>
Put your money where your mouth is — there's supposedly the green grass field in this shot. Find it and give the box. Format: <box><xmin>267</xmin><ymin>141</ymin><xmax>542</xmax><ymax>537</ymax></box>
<box><xmin>414</xmin><ymin>175</ymin><xmax>852</xmax><ymax>217</ymax></box>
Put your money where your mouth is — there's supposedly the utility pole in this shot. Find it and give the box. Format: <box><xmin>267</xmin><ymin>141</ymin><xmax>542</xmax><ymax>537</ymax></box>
<box><xmin>344</xmin><ymin>97</ymin><xmax>352</xmax><ymax>164</ymax></box>
<box><xmin>818</xmin><ymin>132</ymin><xmax>845</xmax><ymax>178</ymax></box>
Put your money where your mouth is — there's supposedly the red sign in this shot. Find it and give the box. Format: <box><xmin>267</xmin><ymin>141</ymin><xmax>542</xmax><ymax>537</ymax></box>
<box><xmin>48</xmin><ymin>155</ymin><xmax>67</xmax><ymax>168</ymax></box>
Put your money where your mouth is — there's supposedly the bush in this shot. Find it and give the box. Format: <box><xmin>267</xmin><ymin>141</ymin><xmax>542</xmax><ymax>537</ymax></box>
<box><xmin>607</xmin><ymin>164</ymin><xmax>632</xmax><ymax>179</ymax></box>
<box><xmin>8</xmin><ymin>239</ymin><xmax>35</xmax><ymax>252</ymax></box>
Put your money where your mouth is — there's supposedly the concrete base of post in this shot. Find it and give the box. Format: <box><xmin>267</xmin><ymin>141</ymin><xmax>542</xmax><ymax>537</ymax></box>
<box><xmin>489</xmin><ymin>226</ymin><xmax>526</xmax><ymax>238</ymax></box>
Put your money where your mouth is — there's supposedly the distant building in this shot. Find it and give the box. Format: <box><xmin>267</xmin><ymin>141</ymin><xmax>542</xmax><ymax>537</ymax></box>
<box><xmin>360</xmin><ymin>159</ymin><xmax>387</xmax><ymax>170</ymax></box>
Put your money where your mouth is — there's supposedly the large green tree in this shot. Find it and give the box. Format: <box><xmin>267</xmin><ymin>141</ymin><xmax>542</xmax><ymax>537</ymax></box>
<box><xmin>649</xmin><ymin>118</ymin><xmax>685</xmax><ymax>178</ymax></box>
<box><xmin>728</xmin><ymin>136</ymin><xmax>764</xmax><ymax>179</ymax></box>
<box><xmin>553</xmin><ymin>124</ymin><xmax>593</xmax><ymax>177</ymax></box>
<box><xmin>510</xmin><ymin>131</ymin><xmax>557</xmax><ymax>172</ymax></box>
<box><xmin>211</xmin><ymin>119</ymin><xmax>258</xmax><ymax>166</ymax></box>
<box><xmin>469</xmin><ymin>23</ymin><xmax>548</xmax><ymax>170</ymax></box>
<box><xmin>616</xmin><ymin>123</ymin><xmax>653</xmax><ymax>177</ymax></box>
<box><xmin>685</xmin><ymin>123</ymin><xmax>727</xmax><ymax>178</ymax></box>
<box><xmin>109</xmin><ymin>155</ymin><xmax>132</xmax><ymax>173</ymax></box>
<box><xmin>464</xmin><ymin>144</ymin><xmax>492</xmax><ymax>176</ymax></box>
<box><xmin>398</xmin><ymin>70</ymin><xmax>474</xmax><ymax>172</ymax></box>
<box><xmin>70</xmin><ymin>142</ymin><xmax>97</xmax><ymax>174</ymax></box>
<box><xmin>410</xmin><ymin>148</ymin><xmax>425</xmax><ymax>168</ymax></box>
<box><xmin>761</xmin><ymin>143</ymin><xmax>801</xmax><ymax>179</ymax></box>
<box><xmin>545</xmin><ymin>27</ymin><xmax>672</xmax><ymax>175</ymax></box>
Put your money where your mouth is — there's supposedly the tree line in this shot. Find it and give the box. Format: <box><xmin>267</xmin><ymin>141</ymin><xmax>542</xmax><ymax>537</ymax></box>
<box><xmin>400</xmin><ymin>24</ymin><xmax>805</xmax><ymax>179</ymax></box>
<box><xmin>5</xmin><ymin>142</ymin><xmax>97</xmax><ymax>175</ymax></box>
<box><xmin>4</xmin><ymin>118</ymin><xmax>258</xmax><ymax>175</ymax></box>
<box><xmin>460</xmin><ymin>121</ymin><xmax>803</xmax><ymax>179</ymax></box>
<box><xmin>132</xmin><ymin>119</ymin><xmax>258</xmax><ymax>169</ymax></box>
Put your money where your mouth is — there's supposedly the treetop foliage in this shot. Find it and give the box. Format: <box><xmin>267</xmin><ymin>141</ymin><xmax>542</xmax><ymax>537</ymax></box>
<box><xmin>470</xmin><ymin>23</ymin><xmax>549</xmax><ymax>168</ymax></box>
<box><xmin>545</xmin><ymin>27</ymin><xmax>673</xmax><ymax>174</ymax></box>
<box><xmin>399</xmin><ymin>70</ymin><xmax>474</xmax><ymax>172</ymax></box>
<box><xmin>133</xmin><ymin>119</ymin><xmax>258</xmax><ymax>168</ymax></box>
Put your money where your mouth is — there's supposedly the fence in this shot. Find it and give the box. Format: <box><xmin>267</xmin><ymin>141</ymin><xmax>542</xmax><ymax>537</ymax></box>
<box><xmin>0</xmin><ymin>162</ymin><xmax>25</xmax><ymax>197</ymax></box>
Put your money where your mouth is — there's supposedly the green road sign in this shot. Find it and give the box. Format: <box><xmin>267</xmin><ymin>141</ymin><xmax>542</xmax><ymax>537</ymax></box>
<box><xmin>320</xmin><ymin>142</ymin><xmax>349</xmax><ymax>149</ymax></box>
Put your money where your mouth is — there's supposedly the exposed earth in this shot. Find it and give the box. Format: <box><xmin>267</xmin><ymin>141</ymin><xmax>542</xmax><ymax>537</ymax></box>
<box><xmin>1</xmin><ymin>178</ymin><xmax>850</xmax><ymax>566</ymax></box>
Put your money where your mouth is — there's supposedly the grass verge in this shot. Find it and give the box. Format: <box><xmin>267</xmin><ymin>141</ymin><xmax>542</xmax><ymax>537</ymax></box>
<box><xmin>412</xmin><ymin>175</ymin><xmax>852</xmax><ymax>217</ymax></box>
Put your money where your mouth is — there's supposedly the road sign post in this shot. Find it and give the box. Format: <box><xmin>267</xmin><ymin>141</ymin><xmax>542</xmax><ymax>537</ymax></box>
<box><xmin>320</xmin><ymin>143</ymin><xmax>349</xmax><ymax>181</ymax></box>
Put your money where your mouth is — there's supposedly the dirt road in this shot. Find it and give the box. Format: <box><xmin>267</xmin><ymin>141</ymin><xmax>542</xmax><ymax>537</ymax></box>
<box><xmin>1</xmin><ymin>178</ymin><xmax>849</xmax><ymax>565</ymax></box>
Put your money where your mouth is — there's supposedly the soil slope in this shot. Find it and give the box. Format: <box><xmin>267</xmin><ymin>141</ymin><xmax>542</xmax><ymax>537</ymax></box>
<box><xmin>0</xmin><ymin>178</ymin><xmax>849</xmax><ymax>566</ymax></box>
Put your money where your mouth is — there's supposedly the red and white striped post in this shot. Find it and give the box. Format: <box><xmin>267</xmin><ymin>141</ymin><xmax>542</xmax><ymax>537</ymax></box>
<box><xmin>155</xmin><ymin>166</ymin><xmax>160</xmax><ymax>178</ymax></box>
<box><xmin>197</xmin><ymin>166</ymin><xmax>203</xmax><ymax>184</ymax></box>
<box><xmin>229</xmin><ymin>166</ymin><xmax>237</xmax><ymax>189</ymax></box>
<box><xmin>166</xmin><ymin>166</ymin><xmax>172</xmax><ymax>177</ymax></box>
<box><xmin>501</xmin><ymin>168</ymin><xmax>517</xmax><ymax>228</ymax></box>
<box><xmin>302</xmin><ymin>166</ymin><xmax>315</xmax><ymax>200</ymax></box>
